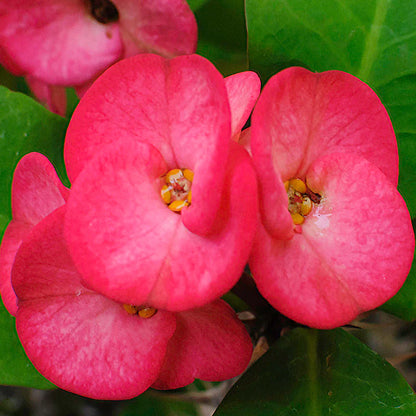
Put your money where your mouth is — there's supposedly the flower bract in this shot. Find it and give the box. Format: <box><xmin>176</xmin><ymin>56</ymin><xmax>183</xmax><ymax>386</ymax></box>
<box><xmin>63</xmin><ymin>54</ymin><xmax>260</xmax><ymax>311</ymax></box>
<box><xmin>0</xmin><ymin>153</ymin><xmax>68</xmax><ymax>315</ymax></box>
<box><xmin>249</xmin><ymin>67</ymin><xmax>415</xmax><ymax>329</ymax></box>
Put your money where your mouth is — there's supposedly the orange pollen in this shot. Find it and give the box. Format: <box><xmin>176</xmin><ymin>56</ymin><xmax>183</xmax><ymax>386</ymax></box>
<box><xmin>161</xmin><ymin>168</ymin><xmax>194</xmax><ymax>212</ymax></box>
<box><xmin>285</xmin><ymin>178</ymin><xmax>320</xmax><ymax>225</ymax></box>
<box><xmin>123</xmin><ymin>304</ymin><xmax>157</xmax><ymax>318</ymax></box>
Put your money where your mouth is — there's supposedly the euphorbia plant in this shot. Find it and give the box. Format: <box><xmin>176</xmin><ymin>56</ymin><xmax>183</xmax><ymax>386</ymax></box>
<box><xmin>1</xmin><ymin>0</ymin><xmax>416</xmax><ymax>412</ymax></box>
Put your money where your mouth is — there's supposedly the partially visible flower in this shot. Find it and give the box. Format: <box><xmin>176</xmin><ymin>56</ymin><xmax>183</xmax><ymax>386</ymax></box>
<box><xmin>0</xmin><ymin>0</ymin><xmax>197</xmax><ymax>114</ymax></box>
<box><xmin>63</xmin><ymin>54</ymin><xmax>260</xmax><ymax>312</ymax></box>
<box><xmin>0</xmin><ymin>153</ymin><xmax>68</xmax><ymax>315</ymax></box>
<box><xmin>12</xmin><ymin>206</ymin><xmax>253</xmax><ymax>399</ymax></box>
<box><xmin>249</xmin><ymin>67</ymin><xmax>415</xmax><ymax>329</ymax></box>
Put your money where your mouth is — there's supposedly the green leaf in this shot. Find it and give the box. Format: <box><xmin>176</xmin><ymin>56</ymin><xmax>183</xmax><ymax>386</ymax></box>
<box><xmin>195</xmin><ymin>0</ymin><xmax>248</xmax><ymax>76</ymax></box>
<box><xmin>121</xmin><ymin>391</ymin><xmax>198</xmax><ymax>416</ymax></box>
<box><xmin>0</xmin><ymin>301</ymin><xmax>54</xmax><ymax>389</ymax></box>
<box><xmin>215</xmin><ymin>328</ymin><xmax>416</xmax><ymax>415</ymax></box>
<box><xmin>0</xmin><ymin>86</ymin><xmax>68</xmax><ymax>239</ymax></box>
<box><xmin>246</xmin><ymin>0</ymin><xmax>416</xmax><ymax>216</ymax></box>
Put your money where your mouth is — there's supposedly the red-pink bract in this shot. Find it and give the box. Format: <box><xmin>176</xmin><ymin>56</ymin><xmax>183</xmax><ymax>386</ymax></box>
<box><xmin>0</xmin><ymin>0</ymin><xmax>197</xmax><ymax>114</ymax></box>
<box><xmin>249</xmin><ymin>67</ymin><xmax>415</xmax><ymax>329</ymax></box>
<box><xmin>0</xmin><ymin>153</ymin><xmax>68</xmax><ymax>315</ymax></box>
<box><xmin>64</xmin><ymin>54</ymin><xmax>259</xmax><ymax>311</ymax></box>
<box><xmin>12</xmin><ymin>207</ymin><xmax>252</xmax><ymax>399</ymax></box>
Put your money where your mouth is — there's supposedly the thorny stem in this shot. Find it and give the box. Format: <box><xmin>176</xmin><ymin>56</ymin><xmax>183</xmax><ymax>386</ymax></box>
<box><xmin>231</xmin><ymin>270</ymin><xmax>296</xmax><ymax>345</ymax></box>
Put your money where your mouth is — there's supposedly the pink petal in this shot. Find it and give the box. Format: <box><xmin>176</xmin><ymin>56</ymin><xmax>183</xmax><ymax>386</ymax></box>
<box><xmin>0</xmin><ymin>153</ymin><xmax>68</xmax><ymax>315</ymax></box>
<box><xmin>26</xmin><ymin>76</ymin><xmax>67</xmax><ymax>116</ymax></box>
<box><xmin>64</xmin><ymin>54</ymin><xmax>231</xmax><ymax>235</ymax></box>
<box><xmin>13</xmin><ymin>207</ymin><xmax>176</xmax><ymax>400</ymax></box>
<box><xmin>65</xmin><ymin>139</ymin><xmax>172</xmax><ymax>305</ymax></box>
<box><xmin>113</xmin><ymin>0</ymin><xmax>197</xmax><ymax>58</ymax></box>
<box><xmin>152</xmin><ymin>299</ymin><xmax>253</xmax><ymax>390</ymax></box>
<box><xmin>250</xmin><ymin>153</ymin><xmax>414</xmax><ymax>329</ymax></box>
<box><xmin>12</xmin><ymin>153</ymin><xmax>68</xmax><ymax>224</ymax></box>
<box><xmin>0</xmin><ymin>1</ymin><xmax>122</xmax><ymax>85</ymax></box>
<box><xmin>0</xmin><ymin>221</ymin><xmax>30</xmax><ymax>316</ymax></box>
<box><xmin>251</xmin><ymin>67</ymin><xmax>399</xmax><ymax>240</ymax></box>
<box><xmin>65</xmin><ymin>140</ymin><xmax>257</xmax><ymax>311</ymax></box>
<box><xmin>224</xmin><ymin>71</ymin><xmax>261</xmax><ymax>139</ymax></box>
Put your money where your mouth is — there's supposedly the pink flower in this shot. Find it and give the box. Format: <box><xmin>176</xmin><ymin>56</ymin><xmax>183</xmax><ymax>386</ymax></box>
<box><xmin>249</xmin><ymin>67</ymin><xmax>415</xmax><ymax>329</ymax></box>
<box><xmin>0</xmin><ymin>0</ymin><xmax>197</xmax><ymax>114</ymax></box>
<box><xmin>0</xmin><ymin>153</ymin><xmax>69</xmax><ymax>315</ymax></box>
<box><xmin>63</xmin><ymin>54</ymin><xmax>260</xmax><ymax>312</ymax></box>
<box><xmin>12</xmin><ymin>206</ymin><xmax>253</xmax><ymax>399</ymax></box>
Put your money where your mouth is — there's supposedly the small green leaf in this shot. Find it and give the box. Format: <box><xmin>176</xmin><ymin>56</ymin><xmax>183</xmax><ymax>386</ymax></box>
<box><xmin>0</xmin><ymin>301</ymin><xmax>54</xmax><ymax>389</ymax></box>
<box><xmin>0</xmin><ymin>86</ymin><xmax>68</xmax><ymax>239</ymax></box>
<box><xmin>215</xmin><ymin>328</ymin><xmax>416</xmax><ymax>415</ymax></box>
<box><xmin>246</xmin><ymin>0</ymin><xmax>416</xmax><ymax>216</ymax></box>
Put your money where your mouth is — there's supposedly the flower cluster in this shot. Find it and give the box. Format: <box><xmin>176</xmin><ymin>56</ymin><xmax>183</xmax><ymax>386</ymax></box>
<box><xmin>0</xmin><ymin>53</ymin><xmax>414</xmax><ymax>399</ymax></box>
<box><xmin>0</xmin><ymin>0</ymin><xmax>197</xmax><ymax>114</ymax></box>
<box><xmin>0</xmin><ymin>54</ymin><xmax>260</xmax><ymax>399</ymax></box>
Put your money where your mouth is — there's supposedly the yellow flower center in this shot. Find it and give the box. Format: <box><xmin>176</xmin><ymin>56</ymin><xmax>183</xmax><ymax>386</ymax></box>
<box><xmin>285</xmin><ymin>178</ymin><xmax>321</xmax><ymax>225</ymax></box>
<box><xmin>123</xmin><ymin>304</ymin><xmax>157</xmax><ymax>319</ymax></box>
<box><xmin>160</xmin><ymin>168</ymin><xmax>194</xmax><ymax>213</ymax></box>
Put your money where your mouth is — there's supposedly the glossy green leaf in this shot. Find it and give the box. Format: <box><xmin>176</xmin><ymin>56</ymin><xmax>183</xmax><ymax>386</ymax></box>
<box><xmin>195</xmin><ymin>0</ymin><xmax>247</xmax><ymax>75</ymax></box>
<box><xmin>0</xmin><ymin>301</ymin><xmax>54</xmax><ymax>389</ymax></box>
<box><xmin>246</xmin><ymin>0</ymin><xmax>416</xmax><ymax>217</ymax></box>
<box><xmin>215</xmin><ymin>328</ymin><xmax>416</xmax><ymax>416</ymax></box>
<box><xmin>0</xmin><ymin>86</ymin><xmax>68</xmax><ymax>239</ymax></box>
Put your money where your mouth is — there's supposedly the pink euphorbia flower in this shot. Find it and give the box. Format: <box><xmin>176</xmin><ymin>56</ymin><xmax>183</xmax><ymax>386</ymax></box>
<box><xmin>249</xmin><ymin>67</ymin><xmax>415</xmax><ymax>329</ymax></box>
<box><xmin>12</xmin><ymin>206</ymin><xmax>253</xmax><ymax>399</ymax></box>
<box><xmin>0</xmin><ymin>0</ymin><xmax>197</xmax><ymax>114</ymax></box>
<box><xmin>63</xmin><ymin>54</ymin><xmax>260</xmax><ymax>312</ymax></box>
<box><xmin>0</xmin><ymin>153</ymin><xmax>69</xmax><ymax>315</ymax></box>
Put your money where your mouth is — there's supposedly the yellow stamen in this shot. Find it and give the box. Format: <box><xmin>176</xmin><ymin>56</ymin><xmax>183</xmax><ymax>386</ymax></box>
<box><xmin>291</xmin><ymin>212</ymin><xmax>305</xmax><ymax>225</ymax></box>
<box><xmin>165</xmin><ymin>168</ymin><xmax>183</xmax><ymax>184</ymax></box>
<box><xmin>160</xmin><ymin>185</ymin><xmax>172</xmax><ymax>204</ymax></box>
<box><xmin>138</xmin><ymin>307</ymin><xmax>157</xmax><ymax>319</ymax></box>
<box><xmin>300</xmin><ymin>196</ymin><xmax>312</xmax><ymax>216</ymax></box>
<box><xmin>187</xmin><ymin>190</ymin><xmax>192</xmax><ymax>204</ymax></box>
<box><xmin>284</xmin><ymin>181</ymin><xmax>289</xmax><ymax>191</ymax></box>
<box><xmin>123</xmin><ymin>304</ymin><xmax>138</xmax><ymax>315</ymax></box>
<box><xmin>289</xmin><ymin>178</ymin><xmax>307</xmax><ymax>194</ymax></box>
<box><xmin>183</xmin><ymin>168</ymin><xmax>194</xmax><ymax>182</ymax></box>
<box><xmin>168</xmin><ymin>200</ymin><xmax>188</xmax><ymax>212</ymax></box>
